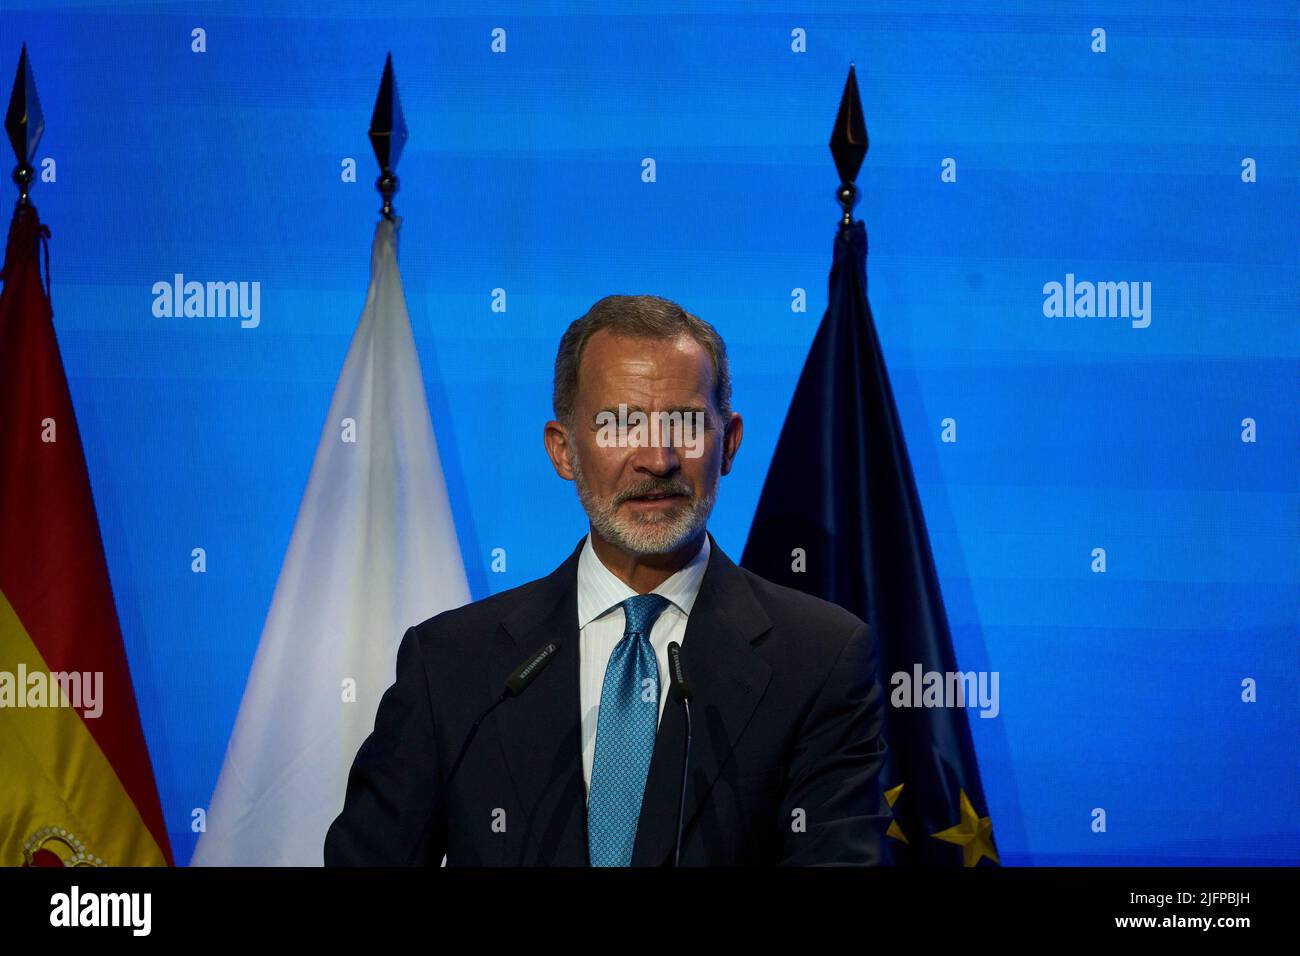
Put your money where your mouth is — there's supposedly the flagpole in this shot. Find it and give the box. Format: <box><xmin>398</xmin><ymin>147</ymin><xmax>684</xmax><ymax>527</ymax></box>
<box><xmin>6</xmin><ymin>42</ymin><xmax>43</xmax><ymax>208</ymax></box>
<box><xmin>369</xmin><ymin>52</ymin><xmax>408</xmax><ymax>221</ymax></box>
<box><xmin>830</xmin><ymin>62</ymin><xmax>868</xmax><ymax>234</ymax></box>
<box><xmin>194</xmin><ymin>48</ymin><xmax>471</xmax><ymax>865</ymax></box>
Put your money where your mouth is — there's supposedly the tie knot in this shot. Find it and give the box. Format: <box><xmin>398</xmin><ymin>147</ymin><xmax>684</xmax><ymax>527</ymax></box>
<box><xmin>620</xmin><ymin>593</ymin><xmax>671</xmax><ymax>637</ymax></box>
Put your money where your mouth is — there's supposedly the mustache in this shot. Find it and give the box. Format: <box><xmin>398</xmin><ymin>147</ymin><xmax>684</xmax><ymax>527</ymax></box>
<box><xmin>613</xmin><ymin>478</ymin><xmax>693</xmax><ymax>506</ymax></box>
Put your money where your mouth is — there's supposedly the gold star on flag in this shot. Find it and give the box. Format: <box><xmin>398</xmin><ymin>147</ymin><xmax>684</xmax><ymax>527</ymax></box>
<box><xmin>931</xmin><ymin>788</ymin><xmax>998</xmax><ymax>866</ymax></box>
<box><xmin>885</xmin><ymin>782</ymin><xmax>908</xmax><ymax>843</ymax></box>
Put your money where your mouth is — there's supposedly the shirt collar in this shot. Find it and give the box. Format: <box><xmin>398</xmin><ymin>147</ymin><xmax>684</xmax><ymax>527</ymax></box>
<box><xmin>576</xmin><ymin>532</ymin><xmax>711</xmax><ymax>628</ymax></box>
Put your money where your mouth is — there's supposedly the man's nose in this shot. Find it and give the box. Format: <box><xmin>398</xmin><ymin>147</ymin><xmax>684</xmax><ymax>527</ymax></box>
<box><xmin>630</xmin><ymin>439</ymin><xmax>681</xmax><ymax>475</ymax></box>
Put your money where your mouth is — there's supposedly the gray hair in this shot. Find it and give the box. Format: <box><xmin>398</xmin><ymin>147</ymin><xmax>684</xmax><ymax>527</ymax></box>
<box><xmin>552</xmin><ymin>294</ymin><xmax>732</xmax><ymax>426</ymax></box>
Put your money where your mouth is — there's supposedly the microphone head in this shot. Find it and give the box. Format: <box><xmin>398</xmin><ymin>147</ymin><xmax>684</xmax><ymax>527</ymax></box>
<box><xmin>504</xmin><ymin>641</ymin><xmax>561</xmax><ymax>697</ymax></box>
<box><xmin>666</xmin><ymin>641</ymin><xmax>694</xmax><ymax>701</ymax></box>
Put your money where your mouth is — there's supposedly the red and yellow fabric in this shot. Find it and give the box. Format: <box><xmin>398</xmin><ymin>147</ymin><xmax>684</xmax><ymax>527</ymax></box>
<box><xmin>0</xmin><ymin>202</ymin><xmax>171</xmax><ymax>867</ymax></box>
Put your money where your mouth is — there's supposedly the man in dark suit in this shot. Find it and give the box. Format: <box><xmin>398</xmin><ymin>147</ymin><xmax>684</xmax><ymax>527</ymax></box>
<box><xmin>325</xmin><ymin>294</ymin><xmax>891</xmax><ymax>866</ymax></box>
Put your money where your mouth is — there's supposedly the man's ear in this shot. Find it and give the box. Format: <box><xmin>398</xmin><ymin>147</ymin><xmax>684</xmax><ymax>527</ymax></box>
<box><xmin>720</xmin><ymin>412</ymin><xmax>743</xmax><ymax>476</ymax></box>
<box><xmin>544</xmin><ymin>419</ymin><xmax>576</xmax><ymax>480</ymax></box>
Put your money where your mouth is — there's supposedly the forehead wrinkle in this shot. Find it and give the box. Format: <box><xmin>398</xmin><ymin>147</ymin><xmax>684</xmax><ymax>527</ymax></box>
<box><xmin>576</xmin><ymin>331</ymin><xmax>718</xmax><ymax>416</ymax></box>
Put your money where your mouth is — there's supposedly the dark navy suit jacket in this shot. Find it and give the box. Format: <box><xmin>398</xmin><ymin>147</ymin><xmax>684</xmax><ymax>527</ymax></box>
<box><xmin>324</xmin><ymin>533</ymin><xmax>891</xmax><ymax>866</ymax></box>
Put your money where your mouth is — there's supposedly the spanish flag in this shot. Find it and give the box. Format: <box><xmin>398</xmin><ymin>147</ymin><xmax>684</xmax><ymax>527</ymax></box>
<box><xmin>0</xmin><ymin>200</ymin><xmax>172</xmax><ymax>867</ymax></box>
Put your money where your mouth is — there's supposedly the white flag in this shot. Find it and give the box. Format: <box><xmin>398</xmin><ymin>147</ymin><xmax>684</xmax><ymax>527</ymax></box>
<box><xmin>192</xmin><ymin>217</ymin><xmax>470</xmax><ymax>866</ymax></box>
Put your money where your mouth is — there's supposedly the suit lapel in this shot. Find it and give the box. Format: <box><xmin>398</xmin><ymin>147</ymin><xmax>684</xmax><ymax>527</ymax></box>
<box><xmin>491</xmin><ymin>537</ymin><xmax>589</xmax><ymax>865</ymax></box>
<box><xmin>489</xmin><ymin>533</ymin><xmax>774</xmax><ymax>866</ymax></box>
<box><xmin>630</xmin><ymin>535</ymin><xmax>773</xmax><ymax>866</ymax></box>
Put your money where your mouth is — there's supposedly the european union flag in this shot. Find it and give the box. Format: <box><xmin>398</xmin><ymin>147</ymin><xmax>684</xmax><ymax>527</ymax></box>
<box><xmin>741</xmin><ymin>148</ymin><xmax>998</xmax><ymax>865</ymax></box>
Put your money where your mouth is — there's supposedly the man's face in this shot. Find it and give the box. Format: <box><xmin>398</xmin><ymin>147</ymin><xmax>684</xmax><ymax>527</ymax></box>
<box><xmin>544</xmin><ymin>329</ymin><xmax>742</xmax><ymax>557</ymax></box>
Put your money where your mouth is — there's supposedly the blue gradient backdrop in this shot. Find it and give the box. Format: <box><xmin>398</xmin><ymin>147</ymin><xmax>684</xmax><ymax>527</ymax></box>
<box><xmin>2</xmin><ymin>0</ymin><xmax>1295</xmax><ymax>865</ymax></box>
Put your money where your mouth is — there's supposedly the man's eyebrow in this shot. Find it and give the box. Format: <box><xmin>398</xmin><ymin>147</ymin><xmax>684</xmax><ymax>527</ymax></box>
<box><xmin>657</xmin><ymin>405</ymin><xmax>710</xmax><ymax>419</ymax></box>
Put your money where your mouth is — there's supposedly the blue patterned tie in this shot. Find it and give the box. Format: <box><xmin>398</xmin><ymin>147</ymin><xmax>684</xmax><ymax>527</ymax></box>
<box><xmin>587</xmin><ymin>593</ymin><xmax>672</xmax><ymax>866</ymax></box>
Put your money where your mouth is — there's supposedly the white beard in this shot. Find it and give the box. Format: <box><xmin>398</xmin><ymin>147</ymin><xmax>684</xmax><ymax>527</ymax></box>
<box><xmin>569</xmin><ymin>449</ymin><xmax>716</xmax><ymax>556</ymax></box>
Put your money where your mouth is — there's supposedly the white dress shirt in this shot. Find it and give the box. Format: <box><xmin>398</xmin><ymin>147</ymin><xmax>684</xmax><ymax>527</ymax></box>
<box><xmin>576</xmin><ymin>532</ymin><xmax>711</xmax><ymax>800</ymax></box>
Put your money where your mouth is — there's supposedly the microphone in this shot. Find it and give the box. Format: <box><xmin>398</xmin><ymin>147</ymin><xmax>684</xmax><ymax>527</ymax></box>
<box><xmin>445</xmin><ymin>641</ymin><xmax>562</xmax><ymax>788</ymax></box>
<box><xmin>666</xmin><ymin>641</ymin><xmax>693</xmax><ymax>867</ymax></box>
<box><xmin>422</xmin><ymin>641</ymin><xmax>562</xmax><ymax>866</ymax></box>
<box><xmin>504</xmin><ymin>640</ymin><xmax>563</xmax><ymax>698</ymax></box>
